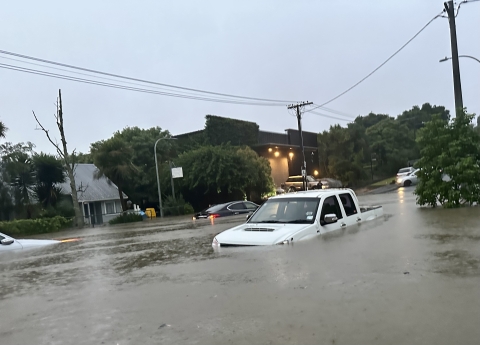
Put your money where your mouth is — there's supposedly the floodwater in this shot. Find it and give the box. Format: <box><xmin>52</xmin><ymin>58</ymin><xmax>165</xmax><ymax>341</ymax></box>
<box><xmin>1</xmin><ymin>188</ymin><xmax>480</xmax><ymax>345</ymax></box>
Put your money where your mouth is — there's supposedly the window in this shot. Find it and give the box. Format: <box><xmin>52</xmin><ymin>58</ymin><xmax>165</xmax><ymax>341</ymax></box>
<box><xmin>105</xmin><ymin>202</ymin><xmax>115</xmax><ymax>214</ymax></box>
<box><xmin>244</xmin><ymin>202</ymin><xmax>258</xmax><ymax>210</ymax></box>
<box><xmin>248</xmin><ymin>198</ymin><xmax>320</xmax><ymax>224</ymax></box>
<box><xmin>339</xmin><ymin>193</ymin><xmax>358</xmax><ymax>216</ymax></box>
<box><xmin>229</xmin><ymin>202</ymin><xmax>246</xmax><ymax>210</ymax></box>
<box><xmin>306</xmin><ymin>176</ymin><xmax>316</xmax><ymax>182</ymax></box>
<box><xmin>320</xmin><ymin>196</ymin><xmax>343</xmax><ymax>224</ymax></box>
<box><xmin>115</xmin><ymin>201</ymin><xmax>122</xmax><ymax>213</ymax></box>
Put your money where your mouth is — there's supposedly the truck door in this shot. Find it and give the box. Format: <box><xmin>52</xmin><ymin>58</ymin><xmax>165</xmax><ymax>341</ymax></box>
<box><xmin>318</xmin><ymin>195</ymin><xmax>344</xmax><ymax>234</ymax></box>
<box><xmin>338</xmin><ymin>192</ymin><xmax>361</xmax><ymax>227</ymax></box>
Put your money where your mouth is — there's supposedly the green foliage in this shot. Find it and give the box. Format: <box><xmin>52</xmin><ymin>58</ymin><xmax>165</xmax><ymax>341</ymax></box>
<box><xmin>33</xmin><ymin>153</ymin><xmax>66</xmax><ymax>208</ymax></box>
<box><xmin>0</xmin><ymin>216</ymin><xmax>72</xmax><ymax>237</ymax></box>
<box><xmin>173</xmin><ymin>144</ymin><xmax>274</xmax><ymax>210</ymax></box>
<box><xmin>317</xmin><ymin>103</ymin><xmax>450</xmax><ymax>186</ymax></box>
<box><xmin>0</xmin><ymin>120</ymin><xmax>7</xmax><ymax>139</ymax></box>
<box><xmin>90</xmin><ymin>126</ymin><xmax>174</xmax><ymax>207</ymax></box>
<box><xmin>204</xmin><ymin>115</ymin><xmax>259</xmax><ymax>146</ymax></box>
<box><xmin>162</xmin><ymin>194</ymin><xmax>194</xmax><ymax>216</ymax></box>
<box><xmin>108</xmin><ymin>213</ymin><xmax>144</xmax><ymax>225</ymax></box>
<box><xmin>72</xmin><ymin>152</ymin><xmax>93</xmax><ymax>163</ymax></box>
<box><xmin>415</xmin><ymin>110</ymin><xmax>480</xmax><ymax>208</ymax></box>
<box><xmin>91</xmin><ymin>136</ymin><xmax>138</xmax><ymax>211</ymax></box>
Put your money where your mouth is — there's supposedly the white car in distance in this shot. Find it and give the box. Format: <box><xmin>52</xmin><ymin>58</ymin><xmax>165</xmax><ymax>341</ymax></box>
<box><xmin>212</xmin><ymin>189</ymin><xmax>384</xmax><ymax>247</ymax></box>
<box><xmin>0</xmin><ymin>232</ymin><xmax>60</xmax><ymax>253</ymax></box>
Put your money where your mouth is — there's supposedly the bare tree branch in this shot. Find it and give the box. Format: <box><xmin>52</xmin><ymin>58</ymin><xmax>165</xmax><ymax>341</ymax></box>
<box><xmin>32</xmin><ymin>110</ymin><xmax>64</xmax><ymax>158</ymax></box>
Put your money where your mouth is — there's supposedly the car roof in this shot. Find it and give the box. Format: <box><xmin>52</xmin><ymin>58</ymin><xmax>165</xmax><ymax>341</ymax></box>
<box><xmin>269</xmin><ymin>188</ymin><xmax>355</xmax><ymax>200</ymax></box>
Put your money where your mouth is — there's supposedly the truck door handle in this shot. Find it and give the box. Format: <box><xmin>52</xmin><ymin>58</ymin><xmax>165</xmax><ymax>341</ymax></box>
<box><xmin>341</xmin><ymin>223</ymin><xmax>346</xmax><ymax>228</ymax></box>
<box><xmin>356</xmin><ymin>218</ymin><xmax>362</xmax><ymax>222</ymax></box>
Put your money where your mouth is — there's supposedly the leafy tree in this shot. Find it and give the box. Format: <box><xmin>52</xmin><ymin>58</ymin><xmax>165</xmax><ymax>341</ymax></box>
<box><xmin>73</xmin><ymin>152</ymin><xmax>93</xmax><ymax>163</ymax></box>
<box><xmin>33</xmin><ymin>153</ymin><xmax>66</xmax><ymax>208</ymax></box>
<box><xmin>0</xmin><ymin>120</ymin><xmax>7</xmax><ymax>139</ymax></box>
<box><xmin>1</xmin><ymin>142</ymin><xmax>36</xmax><ymax>218</ymax></box>
<box><xmin>366</xmin><ymin>118</ymin><xmax>415</xmax><ymax>175</ymax></box>
<box><xmin>415</xmin><ymin>110</ymin><xmax>480</xmax><ymax>208</ymax></box>
<box><xmin>173</xmin><ymin>144</ymin><xmax>274</xmax><ymax>210</ymax></box>
<box><xmin>91</xmin><ymin>136</ymin><xmax>138</xmax><ymax>211</ymax></box>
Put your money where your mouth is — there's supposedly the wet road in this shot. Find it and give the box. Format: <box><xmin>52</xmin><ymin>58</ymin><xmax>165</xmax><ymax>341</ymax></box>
<box><xmin>1</xmin><ymin>188</ymin><xmax>480</xmax><ymax>345</ymax></box>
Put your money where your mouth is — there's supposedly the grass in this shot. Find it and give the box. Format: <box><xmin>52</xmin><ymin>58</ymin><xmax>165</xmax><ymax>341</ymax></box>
<box><xmin>368</xmin><ymin>176</ymin><xmax>396</xmax><ymax>188</ymax></box>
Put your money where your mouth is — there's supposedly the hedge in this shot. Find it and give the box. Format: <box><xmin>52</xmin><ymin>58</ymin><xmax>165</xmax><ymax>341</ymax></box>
<box><xmin>108</xmin><ymin>213</ymin><xmax>144</xmax><ymax>225</ymax></box>
<box><xmin>0</xmin><ymin>216</ymin><xmax>73</xmax><ymax>237</ymax></box>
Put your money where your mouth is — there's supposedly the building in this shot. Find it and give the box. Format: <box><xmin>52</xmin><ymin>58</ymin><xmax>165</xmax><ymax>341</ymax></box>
<box><xmin>255</xmin><ymin>129</ymin><xmax>319</xmax><ymax>187</ymax></box>
<box><xmin>60</xmin><ymin>164</ymin><xmax>127</xmax><ymax>224</ymax></box>
<box><xmin>174</xmin><ymin>116</ymin><xmax>319</xmax><ymax>188</ymax></box>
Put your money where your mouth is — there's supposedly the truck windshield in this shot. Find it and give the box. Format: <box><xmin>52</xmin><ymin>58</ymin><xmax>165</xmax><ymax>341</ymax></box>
<box><xmin>248</xmin><ymin>198</ymin><xmax>320</xmax><ymax>224</ymax></box>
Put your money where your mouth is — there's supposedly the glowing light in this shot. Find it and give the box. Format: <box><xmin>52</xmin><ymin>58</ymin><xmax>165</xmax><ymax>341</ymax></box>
<box><xmin>60</xmin><ymin>238</ymin><xmax>80</xmax><ymax>243</ymax></box>
<box><xmin>288</xmin><ymin>152</ymin><xmax>294</xmax><ymax>160</ymax></box>
<box><xmin>268</xmin><ymin>148</ymin><xmax>272</xmax><ymax>152</ymax></box>
<box><xmin>274</xmin><ymin>151</ymin><xmax>280</xmax><ymax>157</ymax></box>
<box><xmin>314</xmin><ymin>170</ymin><xmax>319</xmax><ymax>176</ymax></box>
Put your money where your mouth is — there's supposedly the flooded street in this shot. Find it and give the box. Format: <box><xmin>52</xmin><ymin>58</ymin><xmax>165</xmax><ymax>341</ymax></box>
<box><xmin>1</xmin><ymin>188</ymin><xmax>480</xmax><ymax>345</ymax></box>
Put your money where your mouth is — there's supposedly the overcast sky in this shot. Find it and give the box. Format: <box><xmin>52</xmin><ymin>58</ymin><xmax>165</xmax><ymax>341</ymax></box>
<box><xmin>1</xmin><ymin>0</ymin><xmax>479</xmax><ymax>154</ymax></box>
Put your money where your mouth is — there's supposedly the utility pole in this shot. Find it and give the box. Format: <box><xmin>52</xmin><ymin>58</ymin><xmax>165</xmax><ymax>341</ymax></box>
<box><xmin>444</xmin><ymin>0</ymin><xmax>463</xmax><ymax>115</ymax></box>
<box><xmin>287</xmin><ymin>101</ymin><xmax>313</xmax><ymax>191</ymax></box>
<box><xmin>168</xmin><ymin>161</ymin><xmax>176</xmax><ymax>202</ymax></box>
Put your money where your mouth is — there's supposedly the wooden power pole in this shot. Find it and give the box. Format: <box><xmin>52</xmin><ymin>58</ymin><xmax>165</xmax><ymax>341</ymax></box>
<box><xmin>287</xmin><ymin>101</ymin><xmax>313</xmax><ymax>191</ymax></box>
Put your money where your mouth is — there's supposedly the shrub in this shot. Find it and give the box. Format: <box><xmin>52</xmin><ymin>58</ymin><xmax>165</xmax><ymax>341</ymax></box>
<box><xmin>163</xmin><ymin>194</ymin><xmax>194</xmax><ymax>216</ymax></box>
<box><xmin>0</xmin><ymin>216</ymin><xmax>73</xmax><ymax>237</ymax></box>
<box><xmin>108</xmin><ymin>213</ymin><xmax>144</xmax><ymax>225</ymax></box>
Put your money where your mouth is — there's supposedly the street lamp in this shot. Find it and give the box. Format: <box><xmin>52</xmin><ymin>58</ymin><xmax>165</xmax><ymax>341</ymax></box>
<box><xmin>154</xmin><ymin>137</ymin><xmax>177</xmax><ymax>218</ymax></box>
<box><xmin>440</xmin><ymin>55</ymin><xmax>480</xmax><ymax>64</ymax></box>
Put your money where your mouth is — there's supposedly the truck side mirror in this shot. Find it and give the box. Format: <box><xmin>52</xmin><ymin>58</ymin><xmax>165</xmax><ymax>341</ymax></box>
<box><xmin>246</xmin><ymin>213</ymin><xmax>253</xmax><ymax>221</ymax></box>
<box><xmin>324</xmin><ymin>214</ymin><xmax>338</xmax><ymax>224</ymax></box>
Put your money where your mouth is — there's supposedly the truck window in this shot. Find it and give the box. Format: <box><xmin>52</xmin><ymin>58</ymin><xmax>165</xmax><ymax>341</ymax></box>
<box><xmin>339</xmin><ymin>193</ymin><xmax>358</xmax><ymax>216</ymax></box>
<box><xmin>320</xmin><ymin>196</ymin><xmax>343</xmax><ymax>224</ymax></box>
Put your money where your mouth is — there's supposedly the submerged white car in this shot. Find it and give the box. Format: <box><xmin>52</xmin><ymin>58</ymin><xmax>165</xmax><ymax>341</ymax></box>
<box><xmin>0</xmin><ymin>232</ymin><xmax>60</xmax><ymax>253</ymax></box>
<box><xmin>212</xmin><ymin>189</ymin><xmax>384</xmax><ymax>246</ymax></box>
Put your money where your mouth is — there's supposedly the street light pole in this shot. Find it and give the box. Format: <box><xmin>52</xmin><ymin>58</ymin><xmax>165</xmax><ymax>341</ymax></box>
<box><xmin>440</xmin><ymin>55</ymin><xmax>480</xmax><ymax>64</ymax></box>
<box><xmin>154</xmin><ymin>137</ymin><xmax>177</xmax><ymax>218</ymax></box>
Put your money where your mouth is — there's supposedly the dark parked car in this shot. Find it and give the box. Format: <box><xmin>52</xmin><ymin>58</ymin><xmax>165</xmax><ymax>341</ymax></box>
<box><xmin>193</xmin><ymin>201</ymin><xmax>259</xmax><ymax>219</ymax></box>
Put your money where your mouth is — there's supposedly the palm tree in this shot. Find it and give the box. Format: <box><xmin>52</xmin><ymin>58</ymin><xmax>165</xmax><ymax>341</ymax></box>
<box><xmin>33</xmin><ymin>153</ymin><xmax>66</xmax><ymax>208</ymax></box>
<box><xmin>0</xmin><ymin>120</ymin><xmax>7</xmax><ymax>139</ymax></box>
<box><xmin>91</xmin><ymin>136</ymin><xmax>137</xmax><ymax>211</ymax></box>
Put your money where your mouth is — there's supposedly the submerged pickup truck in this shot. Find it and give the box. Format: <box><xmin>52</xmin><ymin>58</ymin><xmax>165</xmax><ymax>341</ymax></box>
<box><xmin>212</xmin><ymin>189</ymin><xmax>383</xmax><ymax>247</ymax></box>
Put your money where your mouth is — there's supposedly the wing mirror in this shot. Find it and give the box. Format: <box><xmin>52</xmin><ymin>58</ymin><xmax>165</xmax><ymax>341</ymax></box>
<box><xmin>324</xmin><ymin>214</ymin><xmax>338</xmax><ymax>224</ymax></box>
<box><xmin>1</xmin><ymin>238</ymin><xmax>14</xmax><ymax>245</ymax></box>
<box><xmin>246</xmin><ymin>212</ymin><xmax>253</xmax><ymax>221</ymax></box>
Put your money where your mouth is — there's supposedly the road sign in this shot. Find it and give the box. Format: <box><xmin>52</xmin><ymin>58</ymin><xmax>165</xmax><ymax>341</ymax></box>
<box><xmin>171</xmin><ymin>167</ymin><xmax>183</xmax><ymax>178</ymax></box>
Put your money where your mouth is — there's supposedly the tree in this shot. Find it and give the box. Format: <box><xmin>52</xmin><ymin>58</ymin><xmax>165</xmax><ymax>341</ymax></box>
<box><xmin>1</xmin><ymin>142</ymin><xmax>36</xmax><ymax>218</ymax></box>
<box><xmin>0</xmin><ymin>120</ymin><xmax>7</xmax><ymax>139</ymax></box>
<box><xmin>33</xmin><ymin>90</ymin><xmax>83</xmax><ymax>226</ymax></box>
<box><xmin>91</xmin><ymin>136</ymin><xmax>137</xmax><ymax>211</ymax></box>
<box><xmin>173</xmin><ymin>144</ymin><xmax>274</xmax><ymax>210</ymax></box>
<box><xmin>415</xmin><ymin>110</ymin><xmax>480</xmax><ymax>208</ymax></box>
<box><xmin>33</xmin><ymin>153</ymin><xmax>66</xmax><ymax>208</ymax></box>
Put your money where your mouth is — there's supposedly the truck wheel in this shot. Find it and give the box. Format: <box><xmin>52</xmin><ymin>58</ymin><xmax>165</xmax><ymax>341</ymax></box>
<box><xmin>404</xmin><ymin>180</ymin><xmax>412</xmax><ymax>187</ymax></box>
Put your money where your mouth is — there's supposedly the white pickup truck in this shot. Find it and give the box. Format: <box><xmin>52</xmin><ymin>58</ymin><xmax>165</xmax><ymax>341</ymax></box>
<box><xmin>212</xmin><ymin>189</ymin><xmax>383</xmax><ymax>246</ymax></box>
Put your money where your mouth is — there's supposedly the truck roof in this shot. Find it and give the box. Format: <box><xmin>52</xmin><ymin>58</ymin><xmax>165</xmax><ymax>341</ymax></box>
<box><xmin>270</xmin><ymin>188</ymin><xmax>355</xmax><ymax>200</ymax></box>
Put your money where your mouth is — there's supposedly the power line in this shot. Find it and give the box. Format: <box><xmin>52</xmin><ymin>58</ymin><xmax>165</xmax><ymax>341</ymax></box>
<box><xmin>0</xmin><ymin>49</ymin><xmax>298</xmax><ymax>104</ymax></box>
<box><xmin>309</xmin><ymin>110</ymin><xmax>352</xmax><ymax>122</ymax></box>
<box><xmin>0</xmin><ymin>63</ymin><xmax>287</xmax><ymax>106</ymax></box>
<box><xmin>307</xmin><ymin>11</ymin><xmax>444</xmax><ymax>112</ymax></box>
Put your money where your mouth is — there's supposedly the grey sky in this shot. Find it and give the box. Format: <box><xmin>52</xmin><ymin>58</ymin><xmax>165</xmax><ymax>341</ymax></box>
<box><xmin>1</xmin><ymin>0</ymin><xmax>479</xmax><ymax>154</ymax></box>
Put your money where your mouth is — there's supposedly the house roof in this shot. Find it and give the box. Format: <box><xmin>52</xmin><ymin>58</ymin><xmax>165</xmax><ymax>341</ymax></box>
<box><xmin>59</xmin><ymin>164</ymin><xmax>127</xmax><ymax>203</ymax></box>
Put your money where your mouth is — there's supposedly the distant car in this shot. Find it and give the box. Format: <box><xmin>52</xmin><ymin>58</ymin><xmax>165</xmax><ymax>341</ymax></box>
<box><xmin>283</xmin><ymin>175</ymin><xmax>322</xmax><ymax>192</ymax></box>
<box><xmin>318</xmin><ymin>177</ymin><xmax>343</xmax><ymax>189</ymax></box>
<box><xmin>193</xmin><ymin>201</ymin><xmax>259</xmax><ymax>219</ymax></box>
<box><xmin>0</xmin><ymin>232</ymin><xmax>60</xmax><ymax>254</ymax></box>
<box><xmin>396</xmin><ymin>169</ymin><xmax>420</xmax><ymax>187</ymax></box>
<box><xmin>396</xmin><ymin>167</ymin><xmax>415</xmax><ymax>178</ymax></box>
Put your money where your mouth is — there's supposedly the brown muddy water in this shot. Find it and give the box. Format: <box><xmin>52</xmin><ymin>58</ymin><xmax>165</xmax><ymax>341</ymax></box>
<box><xmin>1</xmin><ymin>187</ymin><xmax>480</xmax><ymax>345</ymax></box>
